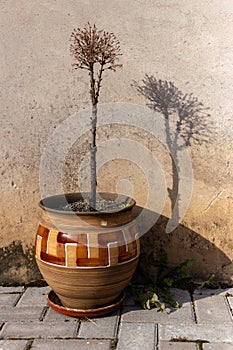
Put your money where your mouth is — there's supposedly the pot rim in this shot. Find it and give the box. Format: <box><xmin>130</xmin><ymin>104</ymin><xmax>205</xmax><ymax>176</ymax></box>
<box><xmin>39</xmin><ymin>192</ymin><xmax>136</xmax><ymax>216</ymax></box>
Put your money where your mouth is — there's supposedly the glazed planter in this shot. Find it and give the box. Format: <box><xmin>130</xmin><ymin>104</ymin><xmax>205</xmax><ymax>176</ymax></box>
<box><xmin>35</xmin><ymin>193</ymin><xmax>140</xmax><ymax>311</ymax></box>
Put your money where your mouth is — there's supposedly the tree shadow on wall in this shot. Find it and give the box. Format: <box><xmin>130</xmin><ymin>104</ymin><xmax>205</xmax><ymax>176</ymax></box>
<box><xmin>133</xmin><ymin>75</ymin><xmax>214</xmax><ymax>233</ymax></box>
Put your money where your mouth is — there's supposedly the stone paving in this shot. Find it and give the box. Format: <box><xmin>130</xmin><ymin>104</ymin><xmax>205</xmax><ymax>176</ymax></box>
<box><xmin>0</xmin><ymin>286</ymin><xmax>233</xmax><ymax>349</ymax></box>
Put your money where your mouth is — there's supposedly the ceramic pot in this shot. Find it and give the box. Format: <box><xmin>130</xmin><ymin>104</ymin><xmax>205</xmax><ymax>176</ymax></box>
<box><xmin>35</xmin><ymin>193</ymin><xmax>140</xmax><ymax>310</ymax></box>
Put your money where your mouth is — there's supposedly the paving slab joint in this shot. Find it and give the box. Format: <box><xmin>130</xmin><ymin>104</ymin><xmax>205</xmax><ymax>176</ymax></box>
<box><xmin>13</xmin><ymin>292</ymin><xmax>25</xmax><ymax>307</ymax></box>
<box><xmin>154</xmin><ymin>323</ymin><xmax>158</xmax><ymax>348</ymax></box>
<box><xmin>74</xmin><ymin>320</ymin><xmax>81</xmax><ymax>337</ymax></box>
<box><xmin>114</xmin><ymin>309</ymin><xmax>122</xmax><ymax>339</ymax></box>
<box><xmin>226</xmin><ymin>296</ymin><xmax>233</xmax><ymax>319</ymax></box>
<box><xmin>110</xmin><ymin>338</ymin><xmax>118</xmax><ymax>349</ymax></box>
<box><xmin>190</xmin><ymin>291</ymin><xmax>198</xmax><ymax>323</ymax></box>
<box><xmin>0</xmin><ymin>322</ymin><xmax>5</xmax><ymax>333</ymax></box>
<box><xmin>170</xmin><ymin>338</ymin><xmax>209</xmax><ymax>350</ymax></box>
<box><xmin>39</xmin><ymin>306</ymin><xmax>49</xmax><ymax>321</ymax></box>
<box><xmin>108</xmin><ymin>307</ymin><xmax>122</xmax><ymax>347</ymax></box>
<box><xmin>24</xmin><ymin>339</ymin><xmax>33</xmax><ymax>350</ymax></box>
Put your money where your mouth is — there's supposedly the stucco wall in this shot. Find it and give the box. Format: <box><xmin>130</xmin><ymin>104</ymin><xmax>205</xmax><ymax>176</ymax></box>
<box><xmin>0</xmin><ymin>0</ymin><xmax>232</xmax><ymax>284</ymax></box>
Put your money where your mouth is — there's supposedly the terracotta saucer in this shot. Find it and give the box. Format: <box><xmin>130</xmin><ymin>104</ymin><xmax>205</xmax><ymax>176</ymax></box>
<box><xmin>47</xmin><ymin>290</ymin><xmax>125</xmax><ymax>318</ymax></box>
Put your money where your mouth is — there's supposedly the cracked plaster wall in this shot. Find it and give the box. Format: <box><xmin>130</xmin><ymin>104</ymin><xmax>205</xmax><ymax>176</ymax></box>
<box><xmin>0</xmin><ymin>0</ymin><xmax>232</xmax><ymax>284</ymax></box>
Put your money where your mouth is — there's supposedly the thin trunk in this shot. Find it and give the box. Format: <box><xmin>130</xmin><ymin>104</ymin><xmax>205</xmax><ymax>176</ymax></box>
<box><xmin>90</xmin><ymin>103</ymin><xmax>97</xmax><ymax>208</ymax></box>
<box><xmin>88</xmin><ymin>66</ymin><xmax>97</xmax><ymax>208</ymax></box>
<box><xmin>88</xmin><ymin>63</ymin><xmax>104</xmax><ymax>209</ymax></box>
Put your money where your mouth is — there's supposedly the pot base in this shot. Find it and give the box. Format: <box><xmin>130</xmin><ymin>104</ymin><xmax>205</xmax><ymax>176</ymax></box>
<box><xmin>47</xmin><ymin>289</ymin><xmax>125</xmax><ymax>318</ymax></box>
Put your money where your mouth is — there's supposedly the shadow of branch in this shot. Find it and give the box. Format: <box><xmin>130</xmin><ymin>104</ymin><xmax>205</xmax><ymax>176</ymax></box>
<box><xmin>133</xmin><ymin>74</ymin><xmax>214</xmax><ymax>147</ymax></box>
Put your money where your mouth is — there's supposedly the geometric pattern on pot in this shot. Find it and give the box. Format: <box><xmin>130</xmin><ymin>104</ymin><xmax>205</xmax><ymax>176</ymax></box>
<box><xmin>35</xmin><ymin>222</ymin><xmax>140</xmax><ymax>268</ymax></box>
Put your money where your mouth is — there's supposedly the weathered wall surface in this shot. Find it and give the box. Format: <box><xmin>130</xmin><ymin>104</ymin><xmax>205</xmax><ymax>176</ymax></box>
<box><xmin>0</xmin><ymin>0</ymin><xmax>232</xmax><ymax>284</ymax></box>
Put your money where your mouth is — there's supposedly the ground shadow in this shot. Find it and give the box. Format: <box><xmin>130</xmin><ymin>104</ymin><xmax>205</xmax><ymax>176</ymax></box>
<box><xmin>121</xmin><ymin>205</ymin><xmax>233</xmax><ymax>312</ymax></box>
<box><xmin>133</xmin><ymin>206</ymin><xmax>232</xmax><ymax>287</ymax></box>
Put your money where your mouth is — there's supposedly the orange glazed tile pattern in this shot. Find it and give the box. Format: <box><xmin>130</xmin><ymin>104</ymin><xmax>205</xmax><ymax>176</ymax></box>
<box><xmin>35</xmin><ymin>223</ymin><xmax>139</xmax><ymax>268</ymax></box>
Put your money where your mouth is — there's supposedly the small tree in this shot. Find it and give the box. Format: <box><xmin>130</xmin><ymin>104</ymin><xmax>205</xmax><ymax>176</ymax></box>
<box><xmin>70</xmin><ymin>23</ymin><xmax>122</xmax><ymax>208</ymax></box>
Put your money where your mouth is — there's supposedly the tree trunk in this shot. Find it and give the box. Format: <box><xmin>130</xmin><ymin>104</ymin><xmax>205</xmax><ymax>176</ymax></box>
<box><xmin>90</xmin><ymin>103</ymin><xmax>97</xmax><ymax>208</ymax></box>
